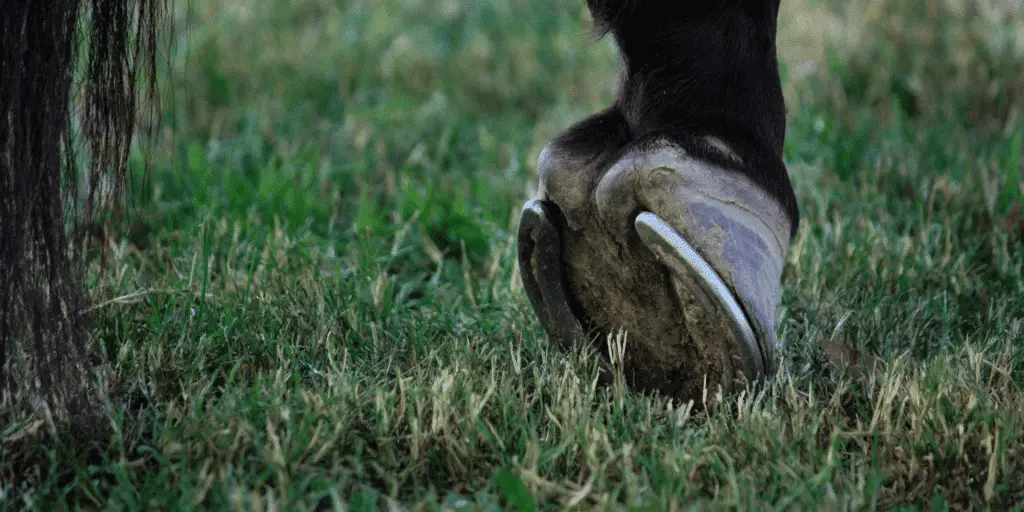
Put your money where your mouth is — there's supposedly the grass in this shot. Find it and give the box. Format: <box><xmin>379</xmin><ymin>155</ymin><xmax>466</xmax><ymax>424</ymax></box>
<box><xmin>3</xmin><ymin>0</ymin><xmax>1024</xmax><ymax>509</ymax></box>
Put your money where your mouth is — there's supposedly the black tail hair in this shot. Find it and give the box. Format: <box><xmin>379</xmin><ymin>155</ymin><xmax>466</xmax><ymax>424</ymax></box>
<box><xmin>0</xmin><ymin>0</ymin><xmax>167</xmax><ymax>425</ymax></box>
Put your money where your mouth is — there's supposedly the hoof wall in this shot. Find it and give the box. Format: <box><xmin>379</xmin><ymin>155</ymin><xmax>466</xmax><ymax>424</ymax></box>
<box><xmin>517</xmin><ymin>199</ymin><xmax>583</xmax><ymax>352</ymax></box>
<box><xmin>635</xmin><ymin>212</ymin><xmax>762</xmax><ymax>390</ymax></box>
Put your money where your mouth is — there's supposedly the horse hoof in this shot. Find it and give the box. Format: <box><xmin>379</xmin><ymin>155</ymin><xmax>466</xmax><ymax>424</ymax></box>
<box><xmin>517</xmin><ymin>138</ymin><xmax>792</xmax><ymax>402</ymax></box>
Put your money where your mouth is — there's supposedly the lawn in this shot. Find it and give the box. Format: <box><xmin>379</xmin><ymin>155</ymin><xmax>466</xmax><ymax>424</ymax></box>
<box><xmin>2</xmin><ymin>0</ymin><xmax>1024</xmax><ymax>509</ymax></box>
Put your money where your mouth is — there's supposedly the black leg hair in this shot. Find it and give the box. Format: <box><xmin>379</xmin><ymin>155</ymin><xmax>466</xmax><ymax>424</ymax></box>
<box><xmin>584</xmin><ymin>0</ymin><xmax>799</xmax><ymax>234</ymax></box>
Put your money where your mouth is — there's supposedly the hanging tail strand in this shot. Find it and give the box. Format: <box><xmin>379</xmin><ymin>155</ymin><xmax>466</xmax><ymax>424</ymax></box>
<box><xmin>0</xmin><ymin>0</ymin><xmax>168</xmax><ymax>426</ymax></box>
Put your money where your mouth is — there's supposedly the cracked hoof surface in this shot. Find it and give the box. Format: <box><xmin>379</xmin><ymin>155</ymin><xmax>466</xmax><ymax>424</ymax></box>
<box><xmin>517</xmin><ymin>139</ymin><xmax>792</xmax><ymax>402</ymax></box>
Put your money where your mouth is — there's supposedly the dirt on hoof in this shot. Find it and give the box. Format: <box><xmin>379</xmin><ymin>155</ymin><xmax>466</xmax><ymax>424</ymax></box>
<box><xmin>560</xmin><ymin>220</ymin><xmax>728</xmax><ymax>402</ymax></box>
<box><xmin>534</xmin><ymin>145</ymin><xmax>735</xmax><ymax>404</ymax></box>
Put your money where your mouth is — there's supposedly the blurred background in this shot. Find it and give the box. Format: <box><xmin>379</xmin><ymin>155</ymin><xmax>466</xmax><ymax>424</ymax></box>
<box><xmin>137</xmin><ymin>0</ymin><xmax>1024</xmax><ymax>263</ymax></box>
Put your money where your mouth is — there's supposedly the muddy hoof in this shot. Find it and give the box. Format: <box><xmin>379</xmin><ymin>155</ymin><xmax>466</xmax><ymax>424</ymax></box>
<box><xmin>517</xmin><ymin>139</ymin><xmax>792</xmax><ymax>402</ymax></box>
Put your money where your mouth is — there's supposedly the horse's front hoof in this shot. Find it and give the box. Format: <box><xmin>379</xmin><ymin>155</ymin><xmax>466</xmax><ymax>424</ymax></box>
<box><xmin>517</xmin><ymin>139</ymin><xmax>792</xmax><ymax>402</ymax></box>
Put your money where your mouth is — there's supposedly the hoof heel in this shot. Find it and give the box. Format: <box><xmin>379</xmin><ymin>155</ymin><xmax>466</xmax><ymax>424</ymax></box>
<box><xmin>517</xmin><ymin>199</ymin><xmax>583</xmax><ymax>351</ymax></box>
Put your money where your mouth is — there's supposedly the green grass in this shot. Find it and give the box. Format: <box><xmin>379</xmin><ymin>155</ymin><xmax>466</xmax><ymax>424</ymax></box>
<box><xmin>3</xmin><ymin>0</ymin><xmax>1024</xmax><ymax>509</ymax></box>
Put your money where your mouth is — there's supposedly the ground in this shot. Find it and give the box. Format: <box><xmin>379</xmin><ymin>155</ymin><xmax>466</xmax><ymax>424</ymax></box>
<box><xmin>2</xmin><ymin>0</ymin><xmax>1024</xmax><ymax>509</ymax></box>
